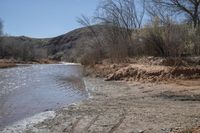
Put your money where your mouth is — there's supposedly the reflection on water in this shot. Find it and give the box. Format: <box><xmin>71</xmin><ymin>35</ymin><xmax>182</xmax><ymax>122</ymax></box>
<box><xmin>0</xmin><ymin>64</ymin><xmax>87</xmax><ymax>129</ymax></box>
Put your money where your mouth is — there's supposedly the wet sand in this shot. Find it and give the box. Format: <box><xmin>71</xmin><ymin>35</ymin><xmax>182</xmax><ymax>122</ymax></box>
<box><xmin>2</xmin><ymin>78</ymin><xmax>200</xmax><ymax>133</ymax></box>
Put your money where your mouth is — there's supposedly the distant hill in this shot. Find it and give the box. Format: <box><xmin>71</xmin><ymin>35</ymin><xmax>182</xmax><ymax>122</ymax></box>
<box><xmin>2</xmin><ymin>36</ymin><xmax>49</xmax><ymax>47</ymax></box>
<box><xmin>45</xmin><ymin>25</ymin><xmax>109</xmax><ymax>62</ymax></box>
<box><xmin>0</xmin><ymin>25</ymin><xmax>110</xmax><ymax>62</ymax></box>
<box><xmin>0</xmin><ymin>35</ymin><xmax>49</xmax><ymax>60</ymax></box>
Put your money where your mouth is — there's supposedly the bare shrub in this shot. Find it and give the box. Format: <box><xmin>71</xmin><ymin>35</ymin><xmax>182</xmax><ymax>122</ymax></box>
<box><xmin>0</xmin><ymin>19</ymin><xmax>4</xmax><ymax>58</ymax></box>
<box><xmin>77</xmin><ymin>15</ymin><xmax>103</xmax><ymax>64</ymax></box>
<box><xmin>77</xmin><ymin>0</ymin><xmax>146</xmax><ymax>64</ymax></box>
<box><xmin>142</xmin><ymin>18</ymin><xmax>167</xmax><ymax>56</ymax></box>
<box><xmin>96</xmin><ymin>0</ymin><xmax>145</xmax><ymax>61</ymax></box>
<box><xmin>142</xmin><ymin>18</ymin><xmax>195</xmax><ymax>57</ymax></box>
<box><xmin>185</xmin><ymin>27</ymin><xmax>200</xmax><ymax>55</ymax></box>
<box><xmin>0</xmin><ymin>18</ymin><xmax>3</xmax><ymax>36</ymax></box>
<box><xmin>103</xmin><ymin>26</ymin><xmax>129</xmax><ymax>62</ymax></box>
<box><xmin>0</xmin><ymin>36</ymin><xmax>48</xmax><ymax>61</ymax></box>
<box><xmin>79</xmin><ymin>51</ymin><xmax>98</xmax><ymax>66</ymax></box>
<box><xmin>128</xmin><ymin>29</ymin><xmax>146</xmax><ymax>56</ymax></box>
<box><xmin>147</xmin><ymin>0</ymin><xmax>200</xmax><ymax>28</ymax></box>
<box><xmin>162</xmin><ymin>23</ymin><xmax>188</xmax><ymax>57</ymax></box>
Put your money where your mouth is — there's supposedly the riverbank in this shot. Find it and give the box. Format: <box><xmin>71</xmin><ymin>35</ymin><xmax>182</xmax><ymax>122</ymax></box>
<box><xmin>84</xmin><ymin>57</ymin><xmax>200</xmax><ymax>82</ymax></box>
<box><xmin>2</xmin><ymin>77</ymin><xmax>200</xmax><ymax>133</ymax></box>
<box><xmin>0</xmin><ymin>59</ymin><xmax>59</xmax><ymax>68</ymax></box>
<box><xmin>0</xmin><ymin>59</ymin><xmax>16</xmax><ymax>68</ymax></box>
<box><xmin>1</xmin><ymin>57</ymin><xmax>200</xmax><ymax>133</ymax></box>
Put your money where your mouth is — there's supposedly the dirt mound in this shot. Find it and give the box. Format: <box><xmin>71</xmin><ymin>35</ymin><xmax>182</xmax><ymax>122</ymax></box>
<box><xmin>84</xmin><ymin>64</ymin><xmax>126</xmax><ymax>78</ymax></box>
<box><xmin>105</xmin><ymin>64</ymin><xmax>200</xmax><ymax>82</ymax></box>
<box><xmin>130</xmin><ymin>56</ymin><xmax>200</xmax><ymax>66</ymax></box>
<box><xmin>84</xmin><ymin>57</ymin><xmax>200</xmax><ymax>82</ymax></box>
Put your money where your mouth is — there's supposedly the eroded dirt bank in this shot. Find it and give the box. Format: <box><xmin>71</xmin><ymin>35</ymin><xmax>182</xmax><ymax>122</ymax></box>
<box><xmin>3</xmin><ymin>78</ymin><xmax>200</xmax><ymax>133</ymax></box>
<box><xmin>0</xmin><ymin>59</ymin><xmax>16</xmax><ymax>68</ymax></box>
<box><xmin>0</xmin><ymin>59</ymin><xmax>59</xmax><ymax>68</ymax></box>
<box><xmin>84</xmin><ymin>57</ymin><xmax>200</xmax><ymax>82</ymax></box>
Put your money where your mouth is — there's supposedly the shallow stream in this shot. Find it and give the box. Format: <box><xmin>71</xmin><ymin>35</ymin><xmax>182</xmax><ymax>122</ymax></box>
<box><xmin>0</xmin><ymin>64</ymin><xmax>87</xmax><ymax>129</ymax></box>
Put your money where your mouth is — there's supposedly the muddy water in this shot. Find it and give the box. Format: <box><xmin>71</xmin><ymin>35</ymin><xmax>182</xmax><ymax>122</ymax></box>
<box><xmin>0</xmin><ymin>64</ymin><xmax>87</xmax><ymax>129</ymax></box>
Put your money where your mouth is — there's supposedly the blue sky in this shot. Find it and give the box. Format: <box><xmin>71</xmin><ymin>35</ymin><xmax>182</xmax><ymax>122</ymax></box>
<box><xmin>0</xmin><ymin>0</ymin><xmax>99</xmax><ymax>38</ymax></box>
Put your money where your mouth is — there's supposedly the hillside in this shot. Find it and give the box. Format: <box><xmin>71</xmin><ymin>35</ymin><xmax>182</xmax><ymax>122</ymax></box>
<box><xmin>0</xmin><ymin>36</ymin><xmax>49</xmax><ymax>60</ymax></box>
<box><xmin>44</xmin><ymin>25</ymin><xmax>109</xmax><ymax>62</ymax></box>
<box><xmin>0</xmin><ymin>25</ymin><xmax>109</xmax><ymax>62</ymax></box>
<box><xmin>1</xmin><ymin>24</ymin><xmax>199</xmax><ymax>63</ymax></box>
<box><xmin>1</xmin><ymin>36</ymin><xmax>49</xmax><ymax>47</ymax></box>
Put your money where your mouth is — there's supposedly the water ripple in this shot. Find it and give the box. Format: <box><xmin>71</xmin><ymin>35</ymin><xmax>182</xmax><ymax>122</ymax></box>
<box><xmin>0</xmin><ymin>64</ymin><xmax>87</xmax><ymax>129</ymax></box>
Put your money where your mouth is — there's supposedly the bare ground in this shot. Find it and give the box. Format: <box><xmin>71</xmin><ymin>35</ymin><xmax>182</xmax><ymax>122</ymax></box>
<box><xmin>3</xmin><ymin>78</ymin><xmax>199</xmax><ymax>133</ymax></box>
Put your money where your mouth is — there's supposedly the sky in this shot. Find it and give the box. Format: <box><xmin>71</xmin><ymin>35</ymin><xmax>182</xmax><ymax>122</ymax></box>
<box><xmin>0</xmin><ymin>0</ymin><xmax>99</xmax><ymax>38</ymax></box>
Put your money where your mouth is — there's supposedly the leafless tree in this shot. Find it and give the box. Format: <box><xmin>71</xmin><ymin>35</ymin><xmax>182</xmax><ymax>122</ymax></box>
<box><xmin>77</xmin><ymin>15</ymin><xmax>103</xmax><ymax>48</ymax></box>
<box><xmin>0</xmin><ymin>19</ymin><xmax>3</xmax><ymax>36</ymax></box>
<box><xmin>0</xmin><ymin>19</ymin><xmax>4</xmax><ymax>57</ymax></box>
<box><xmin>76</xmin><ymin>15</ymin><xmax>104</xmax><ymax>65</ymax></box>
<box><xmin>96</xmin><ymin>0</ymin><xmax>145</xmax><ymax>29</ymax></box>
<box><xmin>145</xmin><ymin>1</ymin><xmax>174</xmax><ymax>25</ymax></box>
<box><xmin>148</xmin><ymin>0</ymin><xmax>200</xmax><ymax>28</ymax></box>
<box><xmin>95</xmin><ymin>0</ymin><xmax>145</xmax><ymax>60</ymax></box>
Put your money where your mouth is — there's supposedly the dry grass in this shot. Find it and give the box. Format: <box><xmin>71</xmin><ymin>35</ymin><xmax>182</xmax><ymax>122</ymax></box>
<box><xmin>0</xmin><ymin>59</ymin><xmax>16</xmax><ymax>68</ymax></box>
<box><xmin>105</xmin><ymin>64</ymin><xmax>200</xmax><ymax>82</ymax></box>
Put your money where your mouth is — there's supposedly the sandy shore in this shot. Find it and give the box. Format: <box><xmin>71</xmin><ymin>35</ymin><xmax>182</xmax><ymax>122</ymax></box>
<box><xmin>2</xmin><ymin>78</ymin><xmax>200</xmax><ymax>133</ymax></box>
